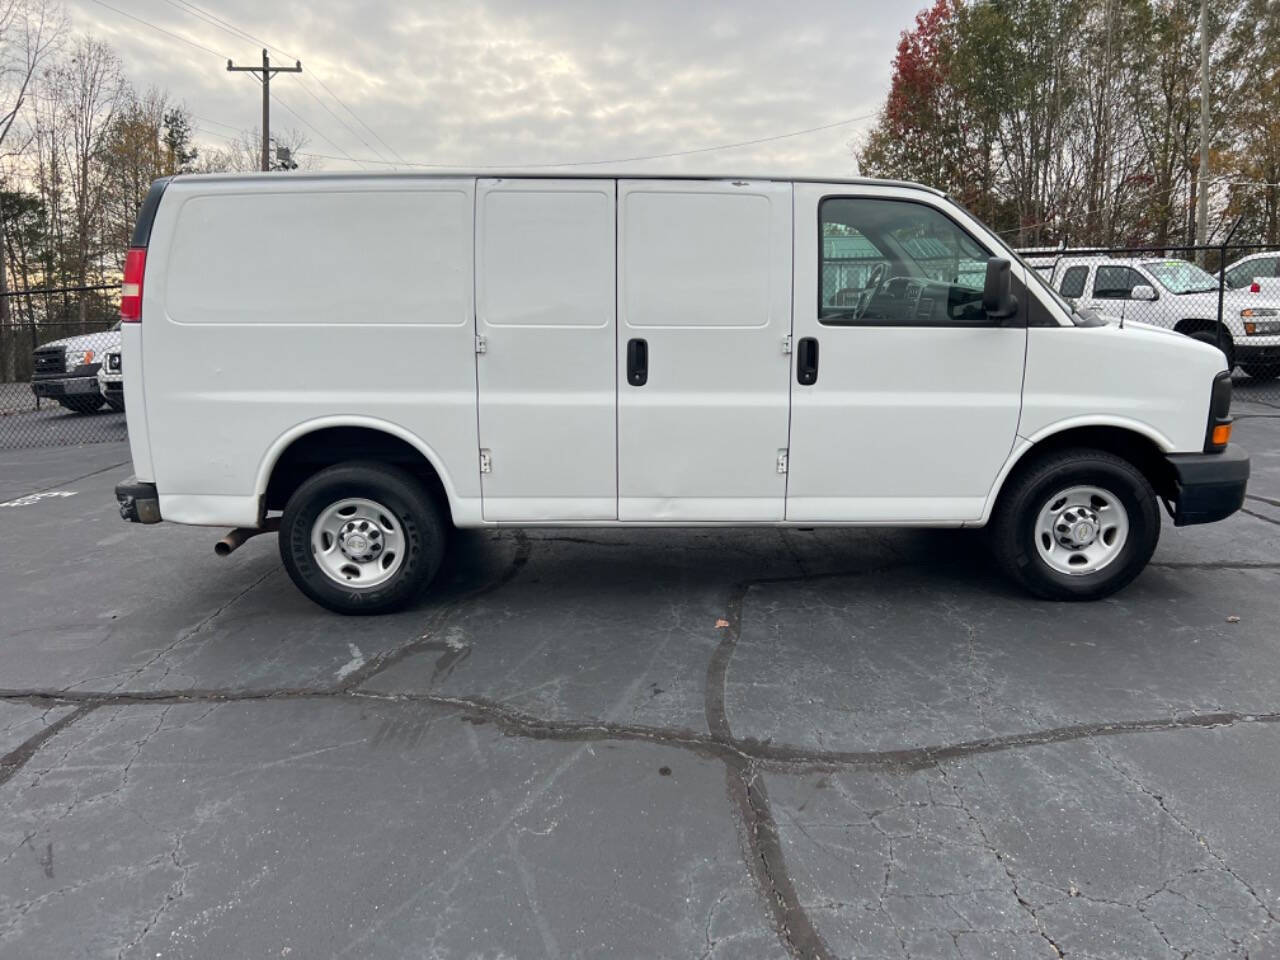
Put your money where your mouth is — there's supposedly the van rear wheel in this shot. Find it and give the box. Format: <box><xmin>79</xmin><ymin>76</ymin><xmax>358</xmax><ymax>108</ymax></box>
<box><xmin>279</xmin><ymin>461</ymin><xmax>445</xmax><ymax>615</ymax></box>
<box><xmin>990</xmin><ymin>448</ymin><xmax>1160</xmax><ymax>601</ymax></box>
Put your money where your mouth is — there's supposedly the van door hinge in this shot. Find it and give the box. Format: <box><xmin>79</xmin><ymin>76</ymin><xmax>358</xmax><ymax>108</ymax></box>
<box><xmin>475</xmin><ymin>335</ymin><xmax>487</xmax><ymax>355</ymax></box>
<box><xmin>479</xmin><ymin>449</ymin><xmax>492</xmax><ymax>474</ymax></box>
<box><xmin>782</xmin><ymin>335</ymin><xmax>793</xmax><ymax>355</ymax></box>
<box><xmin>776</xmin><ymin>449</ymin><xmax>788</xmax><ymax>474</ymax></box>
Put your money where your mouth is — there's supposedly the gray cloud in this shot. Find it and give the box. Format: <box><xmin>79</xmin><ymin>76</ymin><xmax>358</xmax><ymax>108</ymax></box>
<box><xmin>68</xmin><ymin>0</ymin><xmax>917</xmax><ymax>174</ymax></box>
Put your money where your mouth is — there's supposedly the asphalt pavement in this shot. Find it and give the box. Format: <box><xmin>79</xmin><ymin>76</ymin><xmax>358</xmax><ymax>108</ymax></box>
<box><xmin>1</xmin><ymin>412</ymin><xmax>1279</xmax><ymax>958</ymax></box>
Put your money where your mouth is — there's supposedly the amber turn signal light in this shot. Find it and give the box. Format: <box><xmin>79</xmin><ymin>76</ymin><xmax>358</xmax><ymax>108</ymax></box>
<box><xmin>1211</xmin><ymin>423</ymin><xmax>1232</xmax><ymax>447</ymax></box>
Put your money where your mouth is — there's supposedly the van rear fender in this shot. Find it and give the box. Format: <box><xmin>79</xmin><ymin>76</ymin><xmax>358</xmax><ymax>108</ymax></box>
<box><xmin>258</xmin><ymin>418</ymin><xmax>460</xmax><ymax>523</ymax></box>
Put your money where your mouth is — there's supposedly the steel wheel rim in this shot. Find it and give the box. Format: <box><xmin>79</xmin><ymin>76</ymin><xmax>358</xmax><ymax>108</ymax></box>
<box><xmin>1034</xmin><ymin>485</ymin><xmax>1130</xmax><ymax>576</ymax></box>
<box><xmin>310</xmin><ymin>497</ymin><xmax>405</xmax><ymax>589</ymax></box>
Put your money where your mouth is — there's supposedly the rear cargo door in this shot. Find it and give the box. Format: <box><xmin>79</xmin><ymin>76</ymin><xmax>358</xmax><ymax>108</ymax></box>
<box><xmin>474</xmin><ymin>178</ymin><xmax>617</xmax><ymax>520</ymax></box>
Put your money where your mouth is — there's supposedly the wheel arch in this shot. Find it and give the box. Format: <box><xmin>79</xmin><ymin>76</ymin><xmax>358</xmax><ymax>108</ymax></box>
<box><xmin>257</xmin><ymin>417</ymin><xmax>457</xmax><ymax>522</ymax></box>
<box><xmin>1174</xmin><ymin>317</ymin><xmax>1235</xmax><ymax>346</ymax></box>
<box><xmin>981</xmin><ymin>420</ymin><xmax>1176</xmax><ymax>525</ymax></box>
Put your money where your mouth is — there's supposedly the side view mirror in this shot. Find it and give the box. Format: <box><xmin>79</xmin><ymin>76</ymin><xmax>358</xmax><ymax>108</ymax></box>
<box><xmin>982</xmin><ymin>258</ymin><xmax>1019</xmax><ymax>319</ymax></box>
<box><xmin>1129</xmin><ymin>284</ymin><xmax>1157</xmax><ymax>301</ymax></box>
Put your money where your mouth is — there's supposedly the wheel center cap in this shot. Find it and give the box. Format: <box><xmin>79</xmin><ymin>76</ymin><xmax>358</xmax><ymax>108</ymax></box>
<box><xmin>1056</xmin><ymin>507</ymin><xmax>1100</xmax><ymax>548</ymax></box>
<box><xmin>345</xmin><ymin>533</ymin><xmax>369</xmax><ymax>554</ymax></box>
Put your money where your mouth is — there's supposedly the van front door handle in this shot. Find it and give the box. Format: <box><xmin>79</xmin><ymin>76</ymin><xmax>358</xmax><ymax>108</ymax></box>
<box><xmin>797</xmin><ymin>337</ymin><xmax>819</xmax><ymax>385</ymax></box>
<box><xmin>627</xmin><ymin>338</ymin><xmax>648</xmax><ymax>386</ymax></box>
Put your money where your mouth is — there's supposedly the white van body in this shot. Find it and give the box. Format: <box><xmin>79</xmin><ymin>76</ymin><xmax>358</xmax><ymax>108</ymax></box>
<box><xmin>115</xmin><ymin>172</ymin><xmax>1248</xmax><ymax>611</ymax></box>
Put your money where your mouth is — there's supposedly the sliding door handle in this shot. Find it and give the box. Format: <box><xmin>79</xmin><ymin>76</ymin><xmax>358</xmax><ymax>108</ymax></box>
<box><xmin>627</xmin><ymin>338</ymin><xmax>648</xmax><ymax>386</ymax></box>
<box><xmin>797</xmin><ymin>337</ymin><xmax>819</xmax><ymax>385</ymax></box>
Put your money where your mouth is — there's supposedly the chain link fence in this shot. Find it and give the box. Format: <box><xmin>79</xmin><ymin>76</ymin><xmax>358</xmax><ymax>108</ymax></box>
<box><xmin>1020</xmin><ymin>240</ymin><xmax>1280</xmax><ymax>410</ymax></box>
<box><xmin>0</xmin><ymin>283</ymin><xmax>126</xmax><ymax>451</ymax></box>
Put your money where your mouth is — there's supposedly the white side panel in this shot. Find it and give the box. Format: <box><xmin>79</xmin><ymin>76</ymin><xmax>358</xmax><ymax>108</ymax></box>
<box><xmin>786</xmin><ymin>182</ymin><xmax>1026</xmax><ymax>523</ymax></box>
<box><xmin>142</xmin><ymin>177</ymin><xmax>478</xmax><ymax>521</ymax></box>
<box><xmin>1019</xmin><ymin>324</ymin><xmax>1222</xmax><ymax>454</ymax></box>
<box><xmin>617</xmin><ymin>180</ymin><xmax>792</xmax><ymax>521</ymax></box>
<box><xmin>475</xmin><ymin>179</ymin><xmax>616</xmax><ymax>521</ymax></box>
<box><xmin>120</xmin><ymin>323</ymin><xmax>154</xmax><ymax>481</ymax></box>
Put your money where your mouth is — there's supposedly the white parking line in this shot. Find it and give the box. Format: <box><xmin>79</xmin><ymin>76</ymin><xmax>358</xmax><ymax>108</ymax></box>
<box><xmin>0</xmin><ymin>491</ymin><xmax>77</xmax><ymax>508</ymax></box>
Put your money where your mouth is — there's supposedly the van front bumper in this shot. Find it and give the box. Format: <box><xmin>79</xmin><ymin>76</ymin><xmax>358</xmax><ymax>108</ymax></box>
<box><xmin>1166</xmin><ymin>444</ymin><xmax>1250</xmax><ymax>526</ymax></box>
<box><xmin>115</xmin><ymin>477</ymin><xmax>162</xmax><ymax>524</ymax></box>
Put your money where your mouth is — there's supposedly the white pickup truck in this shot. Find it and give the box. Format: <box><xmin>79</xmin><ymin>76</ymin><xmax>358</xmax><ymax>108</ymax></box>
<box><xmin>1049</xmin><ymin>256</ymin><xmax>1280</xmax><ymax>380</ymax></box>
<box><xmin>113</xmin><ymin>172</ymin><xmax>1248</xmax><ymax>613</ymax></box>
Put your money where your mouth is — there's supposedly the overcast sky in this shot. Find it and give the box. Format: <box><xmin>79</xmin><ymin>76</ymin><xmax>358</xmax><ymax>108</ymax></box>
<box><xmin>66</xmin><ymin>0</ymin><xmax>918</xmax><ymax>175</ymax></box>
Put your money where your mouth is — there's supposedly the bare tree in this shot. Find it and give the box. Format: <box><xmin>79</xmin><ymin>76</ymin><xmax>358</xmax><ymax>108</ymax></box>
<box><xmin>0</xmin><ymin>0</ymin><xmax>63</xmax><ymax>155</ymax></box>
<box><xmin>196</xmin><ymin>126</ymin><xmax>315</xmax><ymax>173</ymax></box>
<box><xmin>47</xmin><ymin>33</ymin><xmax>126</xmax><ymax>323</ymax></box>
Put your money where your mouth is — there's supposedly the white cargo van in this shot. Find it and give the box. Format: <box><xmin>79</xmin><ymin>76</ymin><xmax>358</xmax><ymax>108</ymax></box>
<box><xmin>114</xmin><ymin>172</ymin><xmax>1248</xmax><ymax>613</ymax></box>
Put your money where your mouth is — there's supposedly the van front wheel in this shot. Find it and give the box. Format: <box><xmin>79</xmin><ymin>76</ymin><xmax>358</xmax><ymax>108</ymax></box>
<box><xmin>990</xmin><ymin>449</ymin><xmax>1160</xmax><ymax>601</ymax></box>
<box><xmin>279</xmin><ymin>462</ymin><xmax>445</xmax><ymax>614</ymax></box>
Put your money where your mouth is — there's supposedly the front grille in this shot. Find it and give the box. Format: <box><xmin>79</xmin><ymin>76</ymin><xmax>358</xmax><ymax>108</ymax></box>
<box><xmin>33</xmin><ymin>346</ymin><xmax>66</xmax><ymax>375</ymax></box>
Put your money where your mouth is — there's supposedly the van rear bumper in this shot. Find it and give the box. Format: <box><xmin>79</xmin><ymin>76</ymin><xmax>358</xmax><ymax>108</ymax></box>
<box><xmin>1166</xmin><ymin>444</ymin><xmax>1249</xmax><ymax>526</ymax></box>
<box><xmin>115</xmin><ymin>477</ymin><xmax>162</xmax><ymax>524</ymax></box>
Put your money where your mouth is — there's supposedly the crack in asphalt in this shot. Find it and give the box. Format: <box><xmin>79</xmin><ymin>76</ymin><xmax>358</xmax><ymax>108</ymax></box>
<box><xmin>5</xmin><ymin>536</ymin><xmax>1280</xmax><ymax>957</ymax></box>
<box><xmin>334</xmin><ymin>531</ymin><xmax>532</xmax><ymax>693</ymax></box>
<box><xmin>0</xmin><ymin>704</ymin><xmax>97</xmax><ymax>788</ymax></box>
<box><xmin>1240</xmin><ymin>508</ymin><xmax>1280</xmax><ymax>529</ymax></box>
<box><xmin>4</xmin><ymin>688</ymin><xmax>1278</xmax><ymax>774</ymax></box>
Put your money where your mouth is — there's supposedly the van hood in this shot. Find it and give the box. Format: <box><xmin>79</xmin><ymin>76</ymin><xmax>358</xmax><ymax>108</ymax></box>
<box><xmin>1122</xmin><ymin>318</ymin><xmax>1186</xmax><ymax>339</ymax></box>
<box><xmin>39</xmin><ymin>330</ymin><xmax>121</xmax><ymax>352</ymax></box>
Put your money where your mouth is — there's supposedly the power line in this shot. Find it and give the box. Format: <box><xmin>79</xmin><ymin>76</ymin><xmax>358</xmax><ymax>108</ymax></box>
<box><xmin>85</xmin><ymin>0</ymin><xmax>225</xmax><ymax>59</ymax></box>
<box><xmin>160</xmin><ymin>0</ymin><xmax>400</xmax><ymax>164</ymax></box>
<box><xmin>86</xmin><ymin>0</ymin><xmax>366</xmax><ymax>168</ymax></box>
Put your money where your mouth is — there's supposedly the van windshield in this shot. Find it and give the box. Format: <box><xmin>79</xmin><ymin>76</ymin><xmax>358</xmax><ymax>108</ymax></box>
<box><xmin>1145</xmin><ymin>260</ymin><xmax>1219</xmax><ymax>295</ymax></box>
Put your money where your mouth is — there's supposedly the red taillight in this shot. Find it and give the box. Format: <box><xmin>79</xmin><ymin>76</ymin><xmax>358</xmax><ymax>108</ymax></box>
<box><xmin>1250</xmin><ymin>281</ymin><xmax>1261</xmax><ymax>293</ymax></box>
<box><xmin>121</xmin><ymin>246</ymin><xmax>146</xmax><ymax>322</ymax></box>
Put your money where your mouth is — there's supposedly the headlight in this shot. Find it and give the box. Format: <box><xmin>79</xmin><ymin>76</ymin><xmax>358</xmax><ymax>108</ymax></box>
<box><xmin>1241</xmin><ymin>309</ymin><xmax>1280</xmax><ymax>335</ymax></box>
<box><xmin>65</xmin><ymin>349</ymin><xmax>95</xmax><ymax>366</ymax></box>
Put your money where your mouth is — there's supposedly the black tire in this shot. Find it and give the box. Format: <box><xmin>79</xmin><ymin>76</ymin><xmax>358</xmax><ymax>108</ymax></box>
<box><xmin>1187</xmin><ymin>328</ymin><xmax>1235</xmax><ymax>371</ymax></box>
<box><xmin>58</xmin><ymin>395</ymin><xmax>105</xmax><ymax>414</ymax></box>
<box><xmin>990</xmin><ymin>448</ymin><xmax>1160</xmax><ymax>601</ymax></box>
<box><xmin>279</xmin><ymin>461</ymin><xmax>446</xmax><ymax>615</ymax></box>
<box><xmin>1241</xmin><ymin>363</ymin><xmax>1280</xmax><ymax>382</ymax></box>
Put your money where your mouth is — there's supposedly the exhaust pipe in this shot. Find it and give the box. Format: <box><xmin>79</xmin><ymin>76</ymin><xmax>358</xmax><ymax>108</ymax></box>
<box><xmin>214</xmin><ymin>517</ymin><xmax>280</xmax><ymax>557</ymax></box>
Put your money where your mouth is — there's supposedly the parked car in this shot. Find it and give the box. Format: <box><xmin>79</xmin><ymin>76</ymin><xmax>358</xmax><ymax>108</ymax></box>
<box><xmin>1049</xmin><ymin>256</ymin><xmax>1280</xmax><ymax>379</ymax></box>
<box><xmin>114</xmin><ymin>173</ymin><xmax>1247</xmax><ymax>612</ymax></box>
<box><xmin>97</xmin><ymin>345</ymin><xmax>124</xmax><ymax>411</ymax></box>
<box><xmin>31</xmin><ymin>324</ymin><xmax>123</xmax><ymax>413</ymax></box>
<box><xmin>1224</xmin><ymin>251</ymin><xmax>1280</xmax><ymax>290</ymax></box>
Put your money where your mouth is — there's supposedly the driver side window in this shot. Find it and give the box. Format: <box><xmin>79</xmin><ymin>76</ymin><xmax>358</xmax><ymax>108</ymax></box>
<box><xmin>819</xmin><ymin>197</ymin><xmax>997</xmax><ymax>327</ymax></box>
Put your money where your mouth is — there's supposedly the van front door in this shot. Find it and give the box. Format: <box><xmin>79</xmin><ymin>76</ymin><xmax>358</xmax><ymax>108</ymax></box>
<box><xmin>617</xmin><ymin>179</ymin><xmax>793</xmax><ymax>521</ymax></box>
<box><xmin>475</xmin><ymin>178</ymin><xmax>617</xmax><ymax>520</ymax></box>
<box><xmin>786</xmin><ymin>185</ymin><xmax>1027</xmax><ymax>522</ymax></box>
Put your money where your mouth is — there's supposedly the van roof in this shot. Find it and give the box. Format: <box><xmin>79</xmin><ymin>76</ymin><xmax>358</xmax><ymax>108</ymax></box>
<box><xmin>166</xmin><ymin>169</ymin><xmax>946</xmax><ymax>195</ymax></box>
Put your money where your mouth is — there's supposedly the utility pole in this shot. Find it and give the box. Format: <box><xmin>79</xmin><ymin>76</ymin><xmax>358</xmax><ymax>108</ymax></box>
<box><xmin>227</xmin><ymin>49</ymin><xmax>302</xmax><ymax>172</ymax></box>
<box><xmin>1195</xmin><ymin>0</ymin><xmax>1209</xmax><ymax>261</ymax></box>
